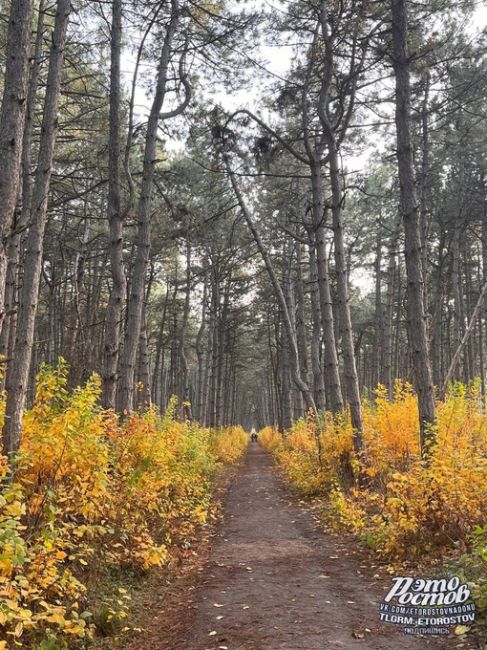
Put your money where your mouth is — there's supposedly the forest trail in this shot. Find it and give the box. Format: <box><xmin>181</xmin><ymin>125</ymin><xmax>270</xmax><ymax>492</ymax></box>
<box><xmin>131</xmin><ymin>445</ymin><xmax>475</xmax><ymax>650</ymax></box>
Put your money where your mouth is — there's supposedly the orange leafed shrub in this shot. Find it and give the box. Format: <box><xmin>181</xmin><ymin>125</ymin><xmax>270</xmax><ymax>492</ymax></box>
<box><xmin>258</xmin><ymin>427</ymin><xmax>281</xmax><ymax>452</ymax></box>
<box><xmin>260</xmin><ymin>413</ymin><xmax>355</xmax><ymax>496</ymax></box>
<box><xmin>362</xmin><ymin>381</ymin><xmax>420</xmax><ymax>482</ymax></box>
<box><xmin>261</xmin><ymin>380</ymin><xmax>487</xmax><ymax>563</ymax></box>
<box><xmin>0</xmin><ymin>360</ymin><xmax>248</xmax><ymax>648</ymax></box>
<box><xmin>211</xmin><ymin>426</ymin><xmax>249</xmax><ymax>464</ymax></box>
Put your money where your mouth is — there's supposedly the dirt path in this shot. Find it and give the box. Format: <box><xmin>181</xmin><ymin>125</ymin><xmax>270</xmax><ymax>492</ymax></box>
<box><xmin>130</xmin><ymin>445</ymin><xmax>477</xmax><ymax>650</ymax></box>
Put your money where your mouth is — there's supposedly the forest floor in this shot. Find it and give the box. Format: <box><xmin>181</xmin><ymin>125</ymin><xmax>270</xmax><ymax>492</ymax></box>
<box><xmin>121</xmin><ymin>445</ymin><xmax>479</xmax><ymax>650</ymax></box>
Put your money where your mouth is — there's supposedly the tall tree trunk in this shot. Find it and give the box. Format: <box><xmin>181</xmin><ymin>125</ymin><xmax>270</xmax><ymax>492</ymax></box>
<box><xmin>0</xmin><ymin>0</ymin><xmax>46</xmax><ymax>372</ymax></box>
<box><xmin>215</xmin><ymin>274</ymin><xmax>230</xmax><ymax>427</ymax></box>
<box><xmin>482</xmin><ymin>173</ymin><xmax>487</xmax><ymax>397</ymax></box>
<box><xmin>308</xmin><ymin>241</ymin><xmax>326</xmax><ymax>410</ymax></box>
<box><xmin>316</xmin><ymin>1</ymin><xmax>363</xmax><ymax>448</ymax></box>
<box><xmin>327</xmin><ymin>139</ymin><xmax>364</xmax><ymax>450</ymax></box>
<box><xmin>118</xmin><ymin>0</ymin><xmax>180</xmax><ymax>411</ymax></box>
<box><xmin>3</xmin><ymin>0</ymin><xmax>71</xmax><ymax>456</ymax></box>
<box><xmin>430</xmin><ymin>231</ymin><xmax>447</xmax><ymax>386</ymax></box>
<box><xmin>179</xmin><ymin>238</ymin><xmax>192</xmax><ymax>419</ymax></box>
<box><xmin>310</xmin><ymin>164</ymin><xmax>343</xmax><ymax>413</ymax></box>
<box><xmin>195</xmin><ymin>270</ymin><xmax>208</xmax><ymax>421</ymax></box>
<box><xmin>279</xmin><ymin>317</ymin><xmax>293</xmax><ymax>430</ymax></box>
<box><xmin>383</xmin><ymin>222</ymin><xmax>399</xmax><ymax>397</ymax></box>
<box><xmin>207</xmin><ymin>264</ymin><xmax>220</xmax><ymax>427</ymax></box>
<box><xmin>151</xmin><ymin>280</ymin><xmax>170</xmax><ymax>407</ymax></box>
<box><xmin>68</xmin><ymin>215</ymin><xmax>90</xmax><ymax>386</ymax></box>
<box><xmin>450</xmin><ymin>219</ymin><xmax>463</xmax><ymax>379</ymax></box>
<box><xmin>373</xmin><ymin>221</ymin><xmax>382</xmax><ymax>390</ymax></box>
<box><xmin>390</xmin><ymin>0</ymin><xmax>436</xmax><ymax>452</ymax></box>
<box><xmin>283</xmin><ymin>252</ymin><xmax>302</xmax><ymax>419</ymax></box>
<box><xmin>0</xmin><ymin>0</ymin><xmax>35</xmax><ymax>330</ymax></box>
<box><xmin>464</xmin><ymin>254</ymin><xmax>474</xmax><ymax>382</ymax></box>
<box><xmin>202</xmin><ymin>269</ymin><xmax>217</xmax><ymax>426</ymax></box>
<box><xmin>137</xmin><ymin>305</ymin><xmax>151</xmax><ymax>406</ymax></box>
<box><xmin>419</xmin><ymin>70</ymin><xmax>431</xmax><ymax>310</ymax></box>
<box><xmin>102</xmin><ymin>0</ymin><xmax>126</xmax><ymax>409</ymax></box>
<box><xmin>295</xmin><ymin>241</ymin><xmax>310</xmax><ymax>413</ymax></box>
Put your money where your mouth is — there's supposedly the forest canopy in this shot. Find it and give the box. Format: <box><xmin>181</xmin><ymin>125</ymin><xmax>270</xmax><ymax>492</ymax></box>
<box><xmin>0</xmin><ymin>0</ymin><xmax>485</xmax><ymax>451</ymax></box>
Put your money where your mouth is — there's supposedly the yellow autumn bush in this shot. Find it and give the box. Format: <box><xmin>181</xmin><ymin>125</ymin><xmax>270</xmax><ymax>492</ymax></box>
<box><xmin>258</xmin><ymin>427</ymin><xmax>281</xmax><ymax>452</ymax></box>
<box><xmin>211</xmin><ymin>426</ymin><xmax>249</xmax><ymax>464</ymax></box>
<box><xmin>0</xmin><ymin>360</ymin><xmax>247</xmax><ymax>648</ymax></box>
<box><xmin>261</xmin><ymin>380</ymin><xmax>487</xmax><ymax>563</ymax></box>
<box><xmin>260</xmin><ymin>413</ymin><xmax>355</xmax><ymax>496</ymax></box>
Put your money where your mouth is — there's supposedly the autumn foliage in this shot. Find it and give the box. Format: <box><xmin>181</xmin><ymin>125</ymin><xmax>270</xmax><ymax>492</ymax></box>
<box><xmin>0</xmin><ymin>361</ymin><xmax>248</xmax><ymax>648</ymax></box>
<box><xmin>260</xmin><ymin>381</ymin><xmax>487</xmax><ymax>606</ymax></box>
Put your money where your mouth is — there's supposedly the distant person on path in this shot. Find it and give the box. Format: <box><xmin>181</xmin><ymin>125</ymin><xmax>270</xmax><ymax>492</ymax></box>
<box><xmin>250</xmin><ymin>428</ymin><xmax>258</xmax><ymax>443</ymax></box>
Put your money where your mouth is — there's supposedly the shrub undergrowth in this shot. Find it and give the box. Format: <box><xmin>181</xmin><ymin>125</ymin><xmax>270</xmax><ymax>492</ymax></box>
<box><xmin>260</xmin><ymin>380</ymin><xmax>487</xmax><ymax>615</ymax></box>
<box><xmin>0</xmin><ymin>360</ymin><xmax>248</xmax><ymax>648</ymax></box>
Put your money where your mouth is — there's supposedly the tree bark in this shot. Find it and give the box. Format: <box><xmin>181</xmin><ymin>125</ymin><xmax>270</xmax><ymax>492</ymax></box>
<box><xmin>195</xmin><ymin>269</ymin><xmax>208</xmax><ymax>421</ymax></box>
<box><xmin>179</xmin><ymin>237</ymin><xmax>192</xmax><ymax>419</ymax></box>
<box><xmin>316</xmin><ymin>0</ymin><xmax>363</xmax><ymax>448</ymax></box>
<box><xmin>0</xmin><ymin>0</ymin><xmax>46</xmax><ymax>375</ymax></box>
<box><xmin>390</xmin><ymin>0</ymin><xmax>436</xmax><ymax>453</ymax></box>
<box><xmin>102</xmin><ymin>0</ymin><xmax>126</xmax><ymax>409</ymax></box>
<box><xmin>136</xmin><ymin>305</ymin><xmax>152</xmax><ymax>406</ymax></box>
<box><xmin>3</xmin><ymin>0</ymin><xmax>71</xmax><ymax>456</ymax></box>
<box><xmin>308</xmin><ymin>239</ymin><xmax>327</xmax><ymax>410</ymax></box>
<box><xmin>0</xmin><ymin>0</ymin><xmax>35</xmax><ymax>331</ymax></box>
<box><xmin>295</xmin><ymin>241</ymin><xmax>310</xmax><ymax>411</ymax></box>
<box><xmin>309</xmin><ymin>167</ymin><xmax>344</xmax><ymax>414</ymax></box>
<box><xmin>327</xmin><ymin>140</ymin><xmax>364</xmax><ymax>449</ymax></box>
<box><xmin>383</xmin><ymin>221</ymin><xmax>399</xmax><ymax>397</ymax></box>
<box><xmin>373</xmin><ymin>221</ymin><xmax>383</xmax><ymax>390</ymax></box>
<box><xmin>118</xmin><ymin>0</ymin><xmax>181</xmax><ymax>411</ymax></box>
